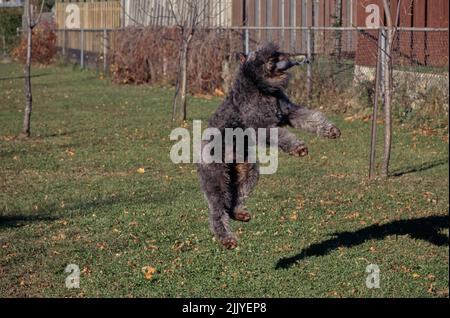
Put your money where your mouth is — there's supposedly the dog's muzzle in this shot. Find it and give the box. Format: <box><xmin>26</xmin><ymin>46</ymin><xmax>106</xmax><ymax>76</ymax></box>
<box><xmin>276</xmin><ymin>55</ymin><xmax>310</xmax><ymax>72</ymax></box>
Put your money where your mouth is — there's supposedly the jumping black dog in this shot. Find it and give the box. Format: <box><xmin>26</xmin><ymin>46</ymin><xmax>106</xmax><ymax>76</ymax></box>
<box><xmin>197</xmin><ymin>42</ymin><xmax>341</xmax><ymax>249</ymax></box>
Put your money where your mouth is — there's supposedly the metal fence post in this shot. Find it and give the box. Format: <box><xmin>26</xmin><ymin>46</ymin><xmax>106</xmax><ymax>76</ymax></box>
<box><xmin>2</xmin><ymin>34</ymin><xmax>6</xmax><ymax>56</ymax></box>
<box><xmin>243</xmin><ymin>0</ymin><xmax>249</xmax><ymax>54</ymax></box>
<box><xmin>80</xmin><ymin>29</ymin><xmax>84</xmax><ymax>68</ymax></box>
<box><xmin>280</xmin><ymin>0</ymin><xmax>285</xmax><ymax>49</ymax></box>
<box><xmin>244</xmin><ymin>28</ymin><xmax>249</xmax><ymax>54</ymax></box>
<box><xmin>103</xmin><ymin>29</ymin><xmax>108</xmax><ymax>73</ymax></box>
<box><xmin>121</xmin><ymin>0</ymin><xmax>126</xmax><ymax>28</ymax></box>
<box><xmin>306</xmin><ymin>27</ymin><xmax>312</xmax><ymax>101</ymax></box>
<box><xmin>62</xmin><ymin>29</ymin><xmax>66</xmax><ymax>56</ymax></box>
<box><xmin>267</xmin><ymin>0</ymin><xmax>273</xmax><ymax>42</ymax></box>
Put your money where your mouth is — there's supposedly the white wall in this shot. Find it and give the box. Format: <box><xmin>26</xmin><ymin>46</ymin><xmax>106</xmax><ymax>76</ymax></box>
<box><xmin>123</xmin><ymin>0</ymin><xmax>232</xmax><ymax>28</ymax></box>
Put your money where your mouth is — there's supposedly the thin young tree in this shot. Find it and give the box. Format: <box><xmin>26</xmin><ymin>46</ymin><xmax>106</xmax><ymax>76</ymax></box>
<box><xmin>20</xmin><ymin>0</ymin><xmax>45</xmax><ymax>138</ymax></box>
<box><xmin>333</xmin><ymin>0</ymin><xmax>343</xmax><ymax>60</ymax></box>
<box><xmin>166</xmin><ymin>0</ymin><xmax>228</xmax><ymax>121</ymax></box>
<box><xmin>380</xmin><ymin>0</ymin><xmax>400</xmax><ymax>177</ymax></box>
<box><xmin>128</xmin><ymin>0</ymin><xmax>229</xmax><ymax>121</ymax></box>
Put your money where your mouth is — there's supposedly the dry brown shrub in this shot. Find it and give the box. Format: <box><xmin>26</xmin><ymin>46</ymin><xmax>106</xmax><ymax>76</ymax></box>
<box><xmin>110</xmin><ymin>27</ymin><xmax>242</xmax><ymax>94</ymax></box>
<box><xmin>12</xmin><ymin>21</ymin><xmax>57</xmax><ymax>65</ymax></box>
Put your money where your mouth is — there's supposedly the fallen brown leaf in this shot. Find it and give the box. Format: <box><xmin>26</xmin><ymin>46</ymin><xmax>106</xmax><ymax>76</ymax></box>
<box><xmin>141</xmin><ymin>266</ymin><xmax>157</xmax><ymax>280</ymax></box>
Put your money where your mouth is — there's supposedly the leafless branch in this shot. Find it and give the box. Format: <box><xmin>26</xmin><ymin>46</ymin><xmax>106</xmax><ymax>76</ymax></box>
<box><xmin>30</xmin><ymin>0</ymin><xmax>46</xmax><ymax>28</ymax></box>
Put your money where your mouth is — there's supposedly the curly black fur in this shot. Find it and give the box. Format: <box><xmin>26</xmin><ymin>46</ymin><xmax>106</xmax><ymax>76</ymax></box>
<box><xmin>197</xmin><ymin>42</ymin><xmax>341</xmax><ymax>249</ymax></box>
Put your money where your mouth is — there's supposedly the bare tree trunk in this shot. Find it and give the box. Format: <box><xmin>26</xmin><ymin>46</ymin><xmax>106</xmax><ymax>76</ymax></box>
<box><xmin>180</xmin><ymin>34</ymin><xmax>192</xmax><ymax>121</ymax></box>
<box><xmin>20</xmin><ymin>0</ymin><xmax>45</xmax><ymax>138</ymax></box>
<box><xmin>369</xmin><ymin>29</ymin><xmax>383</xmax><ymax>179</ymax></box>
<box><xmin>171</xmin><ymin>64</ymin><xmax>181</xmax><ymax>121</ymax></box>
<box><xmin>171</xmin><ymin>39</ymin><xmax>184</xmax><ymax>121</ymax></box>
<box><xmin>381</xmin><ymin>0</ymin><xmax>394</xmax><ymax>178</ymax></box>
<box><xmin>381</xmin><ymin>29</ymin><xmax>393</xmax><ymax>177</ymax></box>
<box><xmin>180</xmin><ymin>40</ymin><xmax>188</xmax><ymax>121</ymax></box>
<box><xmin>166</xmin><ymin>0</ymin><xmax>224</xmax><ymax>121</ymax></box>
<box><xmin>22</xmin><ymin>5</ymin><xmax>33</xmax><ymax>138</ymax></box>
<box><xmin>306</xmin><ymin>28</ymin><xmax>312</xmax><ymax>101</ymax></box>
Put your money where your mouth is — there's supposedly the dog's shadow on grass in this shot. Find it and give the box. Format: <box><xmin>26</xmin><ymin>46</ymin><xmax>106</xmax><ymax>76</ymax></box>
<box><xmin>275</xmin><ymin>215</ymin><xmax>449</xmax><ymax>270</ymax></box>
<box><xmin>391</xmin><ymin>157</ymin><xmax>448</xmax><ymax>177</ymax></box>
<box><xmin>0</xmin><ymin>215</ymin><xmax>59</xmax><ymax>229</ymax></box>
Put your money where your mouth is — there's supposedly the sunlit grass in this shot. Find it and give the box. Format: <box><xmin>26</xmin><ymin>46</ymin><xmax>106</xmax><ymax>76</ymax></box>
<box><xmin>0</xmin><ymin>62</ymin><xmax>448</xmax><ymax>297</ymax></box>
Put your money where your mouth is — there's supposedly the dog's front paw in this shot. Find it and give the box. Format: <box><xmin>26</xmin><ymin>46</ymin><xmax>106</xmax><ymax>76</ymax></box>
<box><xmin>289</xmin><ymin>143</ymin><xmax>309</xmax><ymax>157</ymax></box>
<box><xmin>324</xmin><ymin>125</ymin><xmax>341</xmax><ymax>139</ymax></box>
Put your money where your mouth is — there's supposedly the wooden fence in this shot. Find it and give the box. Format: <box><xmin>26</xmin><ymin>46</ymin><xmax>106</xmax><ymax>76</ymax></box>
<box><xmin>55</xmin><ymin>0</ymin><xmax>121</xmax><ymax>54</ymax></box>
<box><xmin>232</xmin><ymin>0</ymin><xmax>357</xmax><ymax>53</ymax></box>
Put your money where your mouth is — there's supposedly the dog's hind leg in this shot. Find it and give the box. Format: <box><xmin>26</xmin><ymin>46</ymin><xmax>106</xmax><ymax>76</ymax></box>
<box><xmin>231</xmin><ymin>162</ymin><xmax>259</xmax><ymax>222</ymax></box>
<box><xmin>198</xmin><ymin>163</ymin><xmax>237</xmax><ymax>249</ymax></box>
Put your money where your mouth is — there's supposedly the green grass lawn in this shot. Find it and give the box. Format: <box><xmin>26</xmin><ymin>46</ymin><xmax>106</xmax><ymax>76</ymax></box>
<box><xmin>0</xmin><ymin>62</ymin><xmax>448</xmax><ymax>298</ymax></box>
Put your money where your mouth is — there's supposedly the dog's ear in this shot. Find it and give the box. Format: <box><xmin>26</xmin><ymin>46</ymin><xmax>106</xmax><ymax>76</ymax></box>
<box><xmin>235</xmin><ymin>52</ymin><xmax>247</xmax><ymax>64</ymax></box>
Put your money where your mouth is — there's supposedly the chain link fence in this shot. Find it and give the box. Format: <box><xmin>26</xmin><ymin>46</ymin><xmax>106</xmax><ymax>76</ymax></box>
<box><xmin>57</xmin><ymin>29</ymin><xmax>114</xmax><ymax>71</ymax></box>
<box><xmin>53</xmin><ymin>25</ymin><xmax>448</xmax><ymax>126</ymax></box>
<box><xmin>233</xmin><ymin>27</ymin><xmax>449</xmax><ymax>122</ymax></box>
<box><xmin>48</xmin><ymin>0</ymin><xmax>449</xmax><ymax>126</ymax></box>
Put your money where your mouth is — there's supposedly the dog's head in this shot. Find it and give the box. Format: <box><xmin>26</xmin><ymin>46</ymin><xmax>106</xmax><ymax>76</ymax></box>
<box><xmin>237</xmin><ymin>42</ymin><xmax>302</xmax><ymax>93</ymax></box>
